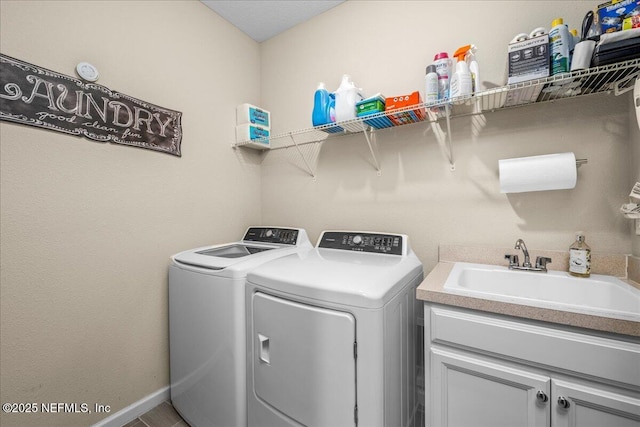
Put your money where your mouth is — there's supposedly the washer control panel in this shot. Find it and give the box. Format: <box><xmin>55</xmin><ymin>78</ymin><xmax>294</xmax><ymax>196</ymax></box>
<box><xmin>243</xmin><ymin>227</ymin><xmax>299</xmax><ymax>245</ymax></box>
<box><xmin>318</xmin><ymin>231</ymin><xmax>404</xmax><ymax>255</ymax></box>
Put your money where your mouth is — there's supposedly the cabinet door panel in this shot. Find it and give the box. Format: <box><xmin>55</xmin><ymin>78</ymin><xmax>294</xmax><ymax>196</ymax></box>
<box><xmin>552</xmin><ymin>379</ymin><xmax>640</xmax><ymax>427</ymax></box>
<box><xmin>430</xmin><ymin>347</ymin><xmax>550</xmax><ymax>427</ymax></box>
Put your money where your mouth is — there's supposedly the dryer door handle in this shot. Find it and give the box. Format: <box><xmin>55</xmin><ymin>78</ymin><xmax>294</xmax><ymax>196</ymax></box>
<box><xmin>258</xmin><ymin>334</ymin><xmax>270</xmax><ymax>364</ymax></box>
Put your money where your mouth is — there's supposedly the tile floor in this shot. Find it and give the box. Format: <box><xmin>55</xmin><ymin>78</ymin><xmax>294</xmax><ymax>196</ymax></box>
<box><xmin>122</xmin><ymin>400</ymin><xmax>425</xmax><ymax>427</ymax></box>
<box><xmin>122</xmin><ymin>401</ymin><xmax>186</xmax><ymax>427</ymax></box>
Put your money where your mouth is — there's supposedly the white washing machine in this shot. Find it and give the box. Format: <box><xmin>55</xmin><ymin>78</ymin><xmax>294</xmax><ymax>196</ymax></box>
<box><xmin>245</xmin><ymin>230</ymin><xmax>424</xmax><ymax>427</ymax></box>
<box><xmin>169</xmin><ymin>227</ymin><xmax>312</xmax><ymax>427</ymax></box>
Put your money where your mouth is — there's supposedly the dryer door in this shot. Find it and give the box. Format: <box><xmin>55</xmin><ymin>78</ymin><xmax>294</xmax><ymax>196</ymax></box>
<box><xmin>252</xmin><ymin>292</ymin><xmax>357</xmax><ymax>426</ymax></box>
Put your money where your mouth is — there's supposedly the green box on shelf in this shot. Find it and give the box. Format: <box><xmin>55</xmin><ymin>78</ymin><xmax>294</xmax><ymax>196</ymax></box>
<box><xmin>356</xmin><ymin>99</ymin><xmax>385</xmax><ymax>115</ymax></box>
<box><xmin>356</xmin><ymin>95</ymin><xmax>392</xmax><ymax>129</ymax></box>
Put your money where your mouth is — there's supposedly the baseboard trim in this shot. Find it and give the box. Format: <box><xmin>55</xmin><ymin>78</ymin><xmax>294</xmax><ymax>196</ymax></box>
<box><xmin>91</xmin><ymin>386</ymin><xmax>170</xmax><ymax>427</ymax></box>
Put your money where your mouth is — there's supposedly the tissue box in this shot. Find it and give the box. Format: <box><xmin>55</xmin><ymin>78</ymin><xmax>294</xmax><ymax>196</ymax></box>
<box><xmin>384</xmin><ymin>91</ymin><xmax>426</xmax><ymax>126</ymax></box>
<box><xmin>236</xmin><ymin>103</ymin><xmax>270</xmax><ymax>128</ymax></box>
<box><xmin>236</xmin><ymin>124</ymin><xmax>270</xmax><ymax>150</ymax></box>
<box><xmin>507</xmin><ymin>34</ymin><xmax>550</xmax><ymax>84</ymax></box>
<box><xmin>598</xmin><ymin>0</ymin><xmax>639</xmax><ymax>33</ymax></box>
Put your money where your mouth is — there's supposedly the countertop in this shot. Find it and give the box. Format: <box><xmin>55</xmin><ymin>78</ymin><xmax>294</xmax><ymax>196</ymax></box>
<box><xmin>417</xmin><ymin>261</ymin><xmax>640</xmax><ymax>337</ymax></box>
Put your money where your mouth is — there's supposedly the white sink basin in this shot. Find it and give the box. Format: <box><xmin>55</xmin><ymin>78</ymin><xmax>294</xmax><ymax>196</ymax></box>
<box><xmin>444</xmin><ymin>262</ymin><xmax>640</xmax><ymax>322</ymax></box>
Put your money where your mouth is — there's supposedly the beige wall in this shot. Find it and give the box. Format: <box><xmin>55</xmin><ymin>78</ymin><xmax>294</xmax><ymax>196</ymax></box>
<box><xmin>1</xmin><ymin>1</ymin><xmax>638</xmax><ymax>426</ymax></box>
<box><xmin>260</xmin><ymin>0</ymin><xmax>638</xmax><ymax>268</ymax></box>
<box><xmin>0</xmin><ymin>1</ymin><xmax>261</xmax><ymax>426</ymax></box>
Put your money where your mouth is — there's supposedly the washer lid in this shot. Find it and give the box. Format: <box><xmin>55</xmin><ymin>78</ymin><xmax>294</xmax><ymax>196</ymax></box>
<box><xmin>196</xmin><ymin>243</ymin><xmax>274</xmax><ymax>258</ymax></box>
<box><xmin>173</xmin><ymin>242</ymin><xmax>283</xmax><ymax>271</ymax></box>
<box><xmin>247</xmin><ymin>249</ymin><xmax>423</xmax><ymax>309</ymax></box>
<box><xmin>171</xmin><ymin>227</ymin><xmax>312</xmax><ymax>272</ymax></box>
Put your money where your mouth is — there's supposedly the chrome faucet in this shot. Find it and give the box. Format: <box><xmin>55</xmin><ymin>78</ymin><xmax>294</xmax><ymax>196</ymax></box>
<box><xmin>505</xmin><ymin>239</ymin><xmax>551</xmax><ymax>272</ymax></box>
<box><xmin>515</xmin><ymin>239</ymin><xmax>531</xmax><ymax>268</ymax></box>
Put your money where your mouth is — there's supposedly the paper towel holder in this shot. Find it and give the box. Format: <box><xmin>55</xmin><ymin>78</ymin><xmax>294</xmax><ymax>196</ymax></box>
<box><xmin>499</xmin><ymin>153</ymin><xmax>588</xmax><ymax>194</ymax></box>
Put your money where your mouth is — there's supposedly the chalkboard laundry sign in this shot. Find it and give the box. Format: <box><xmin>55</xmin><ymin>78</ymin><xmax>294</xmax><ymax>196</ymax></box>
<box><xmin>0</xmin><ymin>54</ymin><xmax>183</xmax><ymax>156</ymax></box>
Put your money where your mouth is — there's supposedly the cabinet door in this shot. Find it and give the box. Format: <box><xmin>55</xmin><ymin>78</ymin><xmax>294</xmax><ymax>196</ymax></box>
<box><xmin>552</xmin><ymin>379</ymin><xmax>640</xmax><ymax>427</ymax></box>
<box><xmin>430</xmin><ymin>347</ymin><xmax>550</xmax><ymax>427</ymax></box>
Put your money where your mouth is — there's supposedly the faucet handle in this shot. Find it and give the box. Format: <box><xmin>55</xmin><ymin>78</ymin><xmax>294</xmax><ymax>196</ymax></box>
<box><xmin>505</xmin><ymin>254</ymin><xmax>519</xmax><ymax>268</ymax></box>
<box><xmin>535</xmin><ymin>256</ymin><xmax>552</xmax><ymax>270</ymax></box>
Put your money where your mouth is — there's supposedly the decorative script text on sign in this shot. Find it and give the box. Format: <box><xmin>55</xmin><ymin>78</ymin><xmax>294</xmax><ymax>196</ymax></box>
<box><xmin>0</xmin><ymin>54</ymin><xmax>182</xmax><ymax>156</ymax></box>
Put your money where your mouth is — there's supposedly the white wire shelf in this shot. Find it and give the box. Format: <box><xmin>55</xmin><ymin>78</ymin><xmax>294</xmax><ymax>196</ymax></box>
<box><xmin>232</xmin><ymin>58</ymin><xmax>640</xmax><ymax>151</ymax></box>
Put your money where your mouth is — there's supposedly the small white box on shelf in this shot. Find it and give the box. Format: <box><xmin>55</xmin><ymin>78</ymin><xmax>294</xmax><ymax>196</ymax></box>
<box><xmin>236</xmin><ymin>123</ymin><xmax>270</xmax><ymax>150</ymax></box>
<box><xmin>236</xmin><ymin>104</ymin><xmax>270</xmax><ymax>129</ymax></box>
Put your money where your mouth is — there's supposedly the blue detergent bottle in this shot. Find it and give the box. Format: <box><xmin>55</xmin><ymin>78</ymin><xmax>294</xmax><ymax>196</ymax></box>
<box><xmin>312</xmin><ymin>83</ymin><xmax>331</xmax><ymax>126</ymax></box>
<box><xmin>328</xmin><ymin>92</ymin><xmax>336</xmax><ymax>123</ymax></box>
<box><xmin>325</xmin><ymin>92</ymin><xmax>344</xmax><ymax>133</ymax></box>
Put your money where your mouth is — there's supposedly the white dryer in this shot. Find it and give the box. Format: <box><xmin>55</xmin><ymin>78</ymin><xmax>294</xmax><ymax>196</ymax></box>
<box><xmin>245</xmin><ymin>231</ymin><xmax>424</xmax><ymax>427</ymax></box>
<box><xmin>169</xmin><ymin>227</ymin><xmax>312</xmax><ymax>427</ymax></box>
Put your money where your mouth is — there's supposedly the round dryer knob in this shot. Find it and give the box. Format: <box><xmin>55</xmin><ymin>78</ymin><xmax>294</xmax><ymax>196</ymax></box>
<box><xmin>352</xmin><ymin>235</ymin><xmax>363</xmax><ymax>245</ymax></box>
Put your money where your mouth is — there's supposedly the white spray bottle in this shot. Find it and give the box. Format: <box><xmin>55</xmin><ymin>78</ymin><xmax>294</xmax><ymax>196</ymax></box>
<box><xmin>466</xmin><ymin>45</ymin><xmax>480</xmax><ymax>94</ymax></box>
<box><xmin>450</xmin><ymin>45</ymin><xmax>472</xmax><ymax>99</ymax></box>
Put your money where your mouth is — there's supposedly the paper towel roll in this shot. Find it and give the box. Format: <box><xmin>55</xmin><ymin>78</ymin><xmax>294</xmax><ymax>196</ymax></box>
<box><xmin>570</xmin><ymin>40</ymin><xmax>595</xmax><ymax>71</ymax></box>
<box><xmin>499</xmin><ymin>152</ymin><xmax>577</xmax><ymax>193</ymax></box>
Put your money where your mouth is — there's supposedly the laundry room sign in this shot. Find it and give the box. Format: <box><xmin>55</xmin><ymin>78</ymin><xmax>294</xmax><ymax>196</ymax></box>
<box><xmin>0</xmin><ymin>54</ymin><xmax>183</xmax><ymax>156</ymax></box>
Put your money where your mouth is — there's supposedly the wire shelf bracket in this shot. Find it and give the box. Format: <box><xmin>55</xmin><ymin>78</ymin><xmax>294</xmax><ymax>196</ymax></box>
<box><xmin>444</xmin><ymin>104</ymin><xmax>455</xmax><ymax>171</ymax></box>
<box><xmin>361</xmin><ymin>123</ymin><xmax>381</xmax><ymax>175</ymax></box>
<box><xmin>288</xmin><ymin>133</ymin><xmax>317</xmax><ymax>179</ymax></box>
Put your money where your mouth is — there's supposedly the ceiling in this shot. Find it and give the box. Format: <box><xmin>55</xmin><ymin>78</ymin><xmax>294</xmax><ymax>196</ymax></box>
<box><xmin>201</xmin><ymin>0</ymin><xmax>345</xmax><ymax>42</ymax></box>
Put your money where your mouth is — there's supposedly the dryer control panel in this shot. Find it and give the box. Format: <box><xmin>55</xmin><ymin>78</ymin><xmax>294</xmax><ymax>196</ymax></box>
<box><xmin>318</xmin><ymin>231</ymin><xmax>404</xmax><ymax>255</ymax></box>
<box><xmin>243</xmin><ymin>227</ymin><xmax>299</xmax><ymax>245</ymax></box>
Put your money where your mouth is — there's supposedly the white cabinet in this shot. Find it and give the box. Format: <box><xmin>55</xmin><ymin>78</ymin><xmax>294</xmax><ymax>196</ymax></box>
<box><xmin>424</xmin><ymin>303</ymin><xmax>640</xmax><ymax>427</ymax></box>
<box><xmin>552</xmin><ymin>380</ymin><xmax>640</xmax><ymax>427</ymax></box>
<box><xmin>431</xmin><ymin>347</ymin><xmax>550</xmax><ymax>427</ymax></box>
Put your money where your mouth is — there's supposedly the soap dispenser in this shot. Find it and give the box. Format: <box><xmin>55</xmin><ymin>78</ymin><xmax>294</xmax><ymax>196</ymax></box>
<box><xmin>569</xmin><ymin>232</ymin><xmax>591</xmax><ymax>277</ymax></box>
